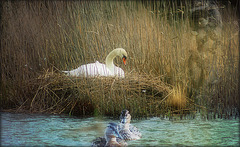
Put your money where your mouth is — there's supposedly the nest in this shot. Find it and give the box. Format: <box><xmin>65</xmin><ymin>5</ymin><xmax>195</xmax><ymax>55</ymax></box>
<box><xmin>18</xmin><ymin>69</ymin><xmax>195</xmax><ymax>117</ymax></box>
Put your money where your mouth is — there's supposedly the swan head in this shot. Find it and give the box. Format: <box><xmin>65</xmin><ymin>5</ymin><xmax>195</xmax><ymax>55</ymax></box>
<box><xmin>105</xmin><ymin>122</ymin><xmax>123</xmax><ymax>140</ymax></box>
<box><xmin>106</xmin><ymin>48</ymin><xmax>128</xmax><ymax>66</ymax></box>
<box><xmin>118</xmin><ymin>48</ymin><xmax>127</xmax><ymax>65</ymax></box>
<box><xmin>113</xmin><ymin>48</ymin><xmax>127</xmax><ymax>65</ymax></box>
<box><xmin>120</xmin><ymin>109</ymin><xmax>131</xmax><ymax>124</ymax></box>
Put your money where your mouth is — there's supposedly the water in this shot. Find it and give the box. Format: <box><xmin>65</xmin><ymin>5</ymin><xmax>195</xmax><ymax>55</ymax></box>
<box><xmin>1</xmin><ymin>112</ymin><xmax>239</xmax><ymax>146</ymax></box>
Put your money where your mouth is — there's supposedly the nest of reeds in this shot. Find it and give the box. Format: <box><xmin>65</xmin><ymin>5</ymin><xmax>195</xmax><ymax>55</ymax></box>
<box><xmin>17</xmin><ymin>69</ymin><xmax>195</xmax><ymax>118</ymax></box>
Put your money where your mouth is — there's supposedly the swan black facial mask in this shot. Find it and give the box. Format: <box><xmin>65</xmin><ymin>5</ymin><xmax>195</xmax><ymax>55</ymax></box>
<box><xmin>122</xmin><ymin>56</ymin><xmax>127</xmax><ymax>65</ymax></box>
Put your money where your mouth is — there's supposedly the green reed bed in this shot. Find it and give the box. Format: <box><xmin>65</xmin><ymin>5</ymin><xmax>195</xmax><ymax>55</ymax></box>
<box><xmin>0</xmin><ymin>1</ymin><xmax>239</xmax><ymax>118</ymax></box>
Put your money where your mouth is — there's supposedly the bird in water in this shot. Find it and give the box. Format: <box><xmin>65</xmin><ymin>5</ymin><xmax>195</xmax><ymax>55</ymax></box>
<box><xmin>118</xmin><ymin>109</ymin><xmax>142</xmax><ymax>141</ymax></box>
<box><xmin>92</xmin><ymin>122</ymin><xmax>127</xmax><ymax>147</ymax></box>
<box><xmin>91</xmin><ymin>110</ymin><xmax>141</xmax><ymax>146</ymax></box>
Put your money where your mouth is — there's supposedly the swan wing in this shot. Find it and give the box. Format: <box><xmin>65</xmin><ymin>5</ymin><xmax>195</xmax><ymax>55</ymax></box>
<box><xmin>62</xmin><ymin>64</ymin><xmax>90</xmax><ymax>77</ymax></box>
<box><xmin>113</xmin><ymin>66</ymin><xmax>125</xmax><ymax>78</ymax></box>
<box><xmin>93</xmin><ymin>61</ymin><xmax>114</xmax><ymax>77</ymax></box>
<box><xmin>62</xmin><ymin>65</ymin><xmax>85</xmax><ymax>77</ymax></box>
<box><xmin>62</xmin><ymin>61</ymin><xmax>114</xmax><ymax>77</ymax></box>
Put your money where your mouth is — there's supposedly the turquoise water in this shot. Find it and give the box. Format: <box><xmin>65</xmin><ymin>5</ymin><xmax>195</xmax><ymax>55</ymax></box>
<box><xmin>1</xmin><ymin>112</ymin><xmax>239</xmax><ymax>146</ymax></box>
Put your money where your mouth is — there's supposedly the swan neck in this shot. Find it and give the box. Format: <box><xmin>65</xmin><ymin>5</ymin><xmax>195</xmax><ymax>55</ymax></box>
<box><xmin>105</xmin><ymin>51</ymin><xmax>117</xmax><ymax>71</ymax></box>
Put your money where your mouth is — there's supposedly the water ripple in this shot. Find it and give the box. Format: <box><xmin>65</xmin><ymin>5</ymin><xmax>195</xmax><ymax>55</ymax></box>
<box><xmin>1</xmin><ymin>112</ymin><xmax>239</xmax><ymax>146</ymax></box>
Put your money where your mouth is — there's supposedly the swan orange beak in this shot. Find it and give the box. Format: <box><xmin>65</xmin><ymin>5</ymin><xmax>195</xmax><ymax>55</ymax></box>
<box><xmin>122</xmin><ymin>56</ymin><xmax>127</xmax><ymax>65</ymax></box>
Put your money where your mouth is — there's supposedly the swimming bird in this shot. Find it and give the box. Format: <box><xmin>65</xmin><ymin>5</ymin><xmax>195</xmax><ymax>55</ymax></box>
<box><xmin>62</xmin><ymin>48</ymin><xmax>127</xmax><ymax>78</ymax></box>
<box><xmin>91</xmin><ymin>110</ymin><xmax>141</xmax><ymax>146</ymax></box>
<box><xmin>118</xmin><ymin>110</ymin><xmax>142</xmax><ymax>140</ymax></box>
<box><xmin>92</xmin><ymin>122</ymin><xmax>127</xmax><ymax>147</ymax></box>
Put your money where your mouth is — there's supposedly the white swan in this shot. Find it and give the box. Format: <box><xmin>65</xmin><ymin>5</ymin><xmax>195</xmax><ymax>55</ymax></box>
<box><xmin>62</xmin><ymin>48</ymin><xmax>127</xmax><ymax>78</ymax></box>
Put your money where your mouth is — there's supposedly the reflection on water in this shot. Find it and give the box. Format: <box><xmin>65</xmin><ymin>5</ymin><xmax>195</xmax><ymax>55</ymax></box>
<box><xmin>1</xmin><ymin>112</ymin><xmax>239</xmax><ymax>146</ymax></box>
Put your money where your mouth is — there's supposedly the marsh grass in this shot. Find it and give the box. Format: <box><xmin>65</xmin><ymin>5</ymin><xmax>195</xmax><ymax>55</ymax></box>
<box><xmin>1</xmin><ymin>1</ymin><xmax>239</xmax><ymax>118</ymax></box>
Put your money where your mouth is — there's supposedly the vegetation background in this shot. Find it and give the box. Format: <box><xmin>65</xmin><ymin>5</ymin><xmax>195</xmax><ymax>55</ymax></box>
<box><xmin>0</xmin><ymin>0</ymin><xmax>239</xmax><ymax>119</ymax></box>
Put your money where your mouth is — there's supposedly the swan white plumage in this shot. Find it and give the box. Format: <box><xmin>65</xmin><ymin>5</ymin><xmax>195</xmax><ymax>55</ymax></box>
<box><xmin>62</xmin><ymin>48</ymin><xmax>127</xmax><ymax>78</ymax></box>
